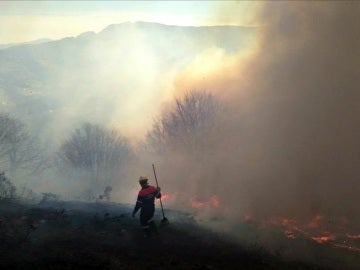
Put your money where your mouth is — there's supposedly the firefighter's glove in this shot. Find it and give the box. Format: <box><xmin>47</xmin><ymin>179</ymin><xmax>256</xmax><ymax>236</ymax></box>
<box><xmin>156</xmin><ymin>187</ymin><xmax>161</xmax><ymax>192</ymax></box>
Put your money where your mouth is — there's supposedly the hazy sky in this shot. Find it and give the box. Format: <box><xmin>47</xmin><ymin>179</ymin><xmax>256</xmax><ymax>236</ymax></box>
<box><xmin>0</xmin><ymin>1</ymin><xmax>257</xmax><ymax>44</ymax></box>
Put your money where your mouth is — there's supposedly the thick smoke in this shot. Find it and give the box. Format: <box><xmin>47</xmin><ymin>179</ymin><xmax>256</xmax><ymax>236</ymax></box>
<box><xmin>232</xmin><ymin>1</ymin><xmax>360</xmax><ymax>223</ymax></box>
<box><xmin>153</xmin><ymin>2</ymin><xmax>360</xmax><ymax>231</ymax></box>
<box><xmin>2</xmin><ymin>2</ymin><xmax>359</xmax><ymax>234</ymax></box>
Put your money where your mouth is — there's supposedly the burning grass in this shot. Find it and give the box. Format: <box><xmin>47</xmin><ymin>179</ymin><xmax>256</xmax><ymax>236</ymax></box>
<box><xmin>172</xmin><ymin>192</ymin><xmax>360</xmax><ymax>257</ymax></box>
<box><xmin>243</xmin><ymin>214</ymin><xmax>360</xmax><ymax>254</ymax></box>
<box><xmin>0</xmin><ymin>200</ymin><xmax>358</xmax><ymax>270</ymax></box>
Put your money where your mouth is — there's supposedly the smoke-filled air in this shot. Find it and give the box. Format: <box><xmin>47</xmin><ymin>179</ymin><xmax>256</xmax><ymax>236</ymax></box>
<box><xmin>0</xmin><ymin>1</ymin><xmax>359</xmax><ymax>269</ymax></box>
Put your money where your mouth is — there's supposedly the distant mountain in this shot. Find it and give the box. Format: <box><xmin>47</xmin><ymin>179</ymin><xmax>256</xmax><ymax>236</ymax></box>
<box><xmin>0</xmin><ymin>21</ymin><xmax>255</xmax><ymax>140</ymax></box>
<box><xmin>0</xmin><ymin>38</ymin><xmax>52</xmax><ymax>50</ymax></box>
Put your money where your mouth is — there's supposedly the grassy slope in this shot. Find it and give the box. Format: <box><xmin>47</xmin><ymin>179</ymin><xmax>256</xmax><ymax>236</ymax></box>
<box><xmin>0</xmin><ymin>200</ymin><xmax>344</xmax><ymax>270</ymax></box>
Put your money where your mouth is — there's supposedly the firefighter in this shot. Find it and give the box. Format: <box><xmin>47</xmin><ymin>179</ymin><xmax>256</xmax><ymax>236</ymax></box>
<box><xmin>132</xmin><ymin>176</ymin><xmax>161</xmax><ymax>237</ymax></box>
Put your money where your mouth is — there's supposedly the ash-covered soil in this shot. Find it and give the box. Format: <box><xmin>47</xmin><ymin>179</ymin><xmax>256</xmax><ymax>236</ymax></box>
<box><xmin>0</xmin><ymin>200</ymin><xmax>355</xmax><ymax>270</ymax></box>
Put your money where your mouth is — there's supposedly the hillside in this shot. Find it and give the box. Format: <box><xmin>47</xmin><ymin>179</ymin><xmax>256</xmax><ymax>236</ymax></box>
<box><xmin>0</xmin><ymin>39</ymin><xmax>52</xmax><ymax>50</ymax></box>
<box><xmin>0</xmin><ymin>200</ymin><xmax>339</xmax><ymax>270</ymax></box>
<box><xmin>0</xmin><ymin>22</ymin><xmax>254</xmax><ymax>138</ymax></box>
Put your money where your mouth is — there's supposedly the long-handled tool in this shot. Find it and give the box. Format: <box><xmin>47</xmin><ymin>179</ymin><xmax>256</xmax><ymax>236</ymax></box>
<box><xmin>152</xmin><ymin>163</ymin><xmax>169</xmax><ymax>226</ymax></box>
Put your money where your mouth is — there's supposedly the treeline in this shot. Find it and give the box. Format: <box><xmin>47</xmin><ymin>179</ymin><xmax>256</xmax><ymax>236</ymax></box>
<box><xmin>0</xmin><ymin>90</ymin><xmax>221</xmax><ymax>201</ymax></box>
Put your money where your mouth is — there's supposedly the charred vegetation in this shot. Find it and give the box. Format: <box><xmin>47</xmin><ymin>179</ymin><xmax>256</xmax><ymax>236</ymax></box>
<box><xmin>0</xmin><ymin>198</ymin><xmax>355</xmax><ymax>270</ymax></box>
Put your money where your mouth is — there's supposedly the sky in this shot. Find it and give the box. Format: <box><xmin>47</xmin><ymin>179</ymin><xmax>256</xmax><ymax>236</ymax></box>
<box><xmin>0</xmin><ymin>1</ymin><xmax>258</xmax><ymax>44</ymax></box>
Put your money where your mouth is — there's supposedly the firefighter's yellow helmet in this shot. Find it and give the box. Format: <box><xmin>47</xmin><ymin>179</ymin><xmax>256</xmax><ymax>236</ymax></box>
<box><xmin>138</xmin><ymin>176</ymin><xmax>148</xmax><ymax>184</ymax></box>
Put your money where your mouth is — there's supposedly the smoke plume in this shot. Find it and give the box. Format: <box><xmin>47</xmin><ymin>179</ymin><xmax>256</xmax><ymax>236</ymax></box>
<box><xmin>154</xmin><ymin>2</ymin><xmax>360</xmax><ymax>231</ymax></box>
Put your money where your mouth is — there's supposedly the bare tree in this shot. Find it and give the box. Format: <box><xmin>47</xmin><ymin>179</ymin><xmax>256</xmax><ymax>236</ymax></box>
<box><xmin>0</xmin><ymin>171</ymin><xmax>16</xmax><ymax>201</ymax></box>
<box><xmin>58</xmin><ymin>122</ymin><xmax>130</xmax><ymax>186</ymax></box>
<box><xmin>0</xmin><ymin>113</ymin><xmax>44</xmax><ymax>175</ymax></box>
<box><xmin>147</xmin><ymin>90</ymin><xmax>219</xmax><ymax>153</ymax></box>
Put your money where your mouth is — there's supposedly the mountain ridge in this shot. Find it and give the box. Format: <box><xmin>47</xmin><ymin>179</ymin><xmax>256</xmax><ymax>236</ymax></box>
<box><xmin>0</xmin><ymin>38</ymin><xmax>53</xmax><ymax>50</ymax></box>
<box><xmin>0</xmin><ymin>21</ymin><xmax>254</xmax><ymax>141</ymax></box>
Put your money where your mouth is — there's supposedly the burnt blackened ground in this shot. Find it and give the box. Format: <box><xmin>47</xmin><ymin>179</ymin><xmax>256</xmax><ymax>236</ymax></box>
<box><xmin>0</xmin><ymin>200</ymin><xmax>355</xmax><ymax>270</ymax></box>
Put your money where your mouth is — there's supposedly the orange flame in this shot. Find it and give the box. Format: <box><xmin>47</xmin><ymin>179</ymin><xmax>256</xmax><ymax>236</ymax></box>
<box><xmin>210</xmin><ymin>195</ymin><xmax>220</xmax><ymax>207</ymax></box>
<box><xmin>243</xmin><ymin>214</ymin><xmax>359</xmax><ymax>252</ymax></box>
<box><xmin>161</xmin><ymin>193</ymin><xmax>170</xmax><ymax>201</ymax></box>
<box><xmin>312</xmin><ymin>235</ymin><xmax>336</xmax><ymax>244</ymax></box>
<box><xmin>190</xmin><ymin>195</ymin><xmax>220</xmax><ymax>209</ymax></box>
